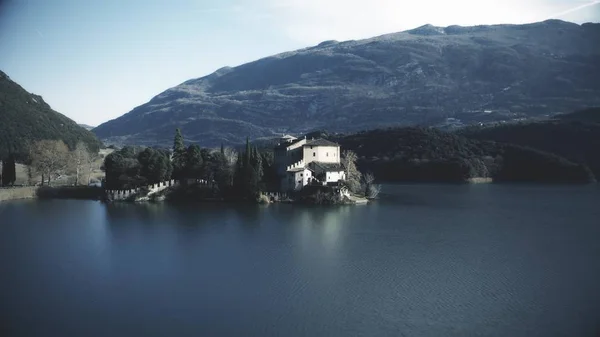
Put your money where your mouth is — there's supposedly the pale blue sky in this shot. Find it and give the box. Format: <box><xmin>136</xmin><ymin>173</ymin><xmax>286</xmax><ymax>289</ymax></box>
<box><xmin>1</xmin><ymin>0</ymin><xmax>599</xmax><ymax>126</ymax></box>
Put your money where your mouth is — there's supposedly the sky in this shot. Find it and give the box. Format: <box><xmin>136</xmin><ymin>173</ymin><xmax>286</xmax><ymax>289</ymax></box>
<box><xmin>0</xmin><ymin>0</ymin><xmax>599</xmax><ymax>126</ymax></box>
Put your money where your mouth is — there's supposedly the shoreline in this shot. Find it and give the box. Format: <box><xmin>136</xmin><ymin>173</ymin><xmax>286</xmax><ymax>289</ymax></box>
<box><xmin>0</xmin><ymin>186</ymin><xmax>37</xmax><ymax>202</ymax></box>
<box><xmin>2</xmin><ymin>180</ymin><xmax>596</xmax><ymax>203</ymax></box>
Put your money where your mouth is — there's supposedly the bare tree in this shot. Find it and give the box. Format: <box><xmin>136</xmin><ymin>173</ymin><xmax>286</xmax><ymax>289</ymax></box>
<box><xmin>361</xmin><ymin>172</ymin><xmax>381</xmax><ymax>199</ymax></box>
<box><xmin>30</xmin><ymin>140</ymin><xmax>70</xmax><ymax>186</ymax></box>
<box><xmin>26</xmin><ymin>165</ymin><xmax>35</xmax><ymax>186</ymax></box>
<box><xmin>341</xmin><ymin>150</ymin><xmax>362</xmax><ymax>193</ymax></box>
<box><xmin>85</xmin><ymin>150</ymin><xmax>98</xmax><ymax>185</ymax></box>
<box><xmin>72</xmin><ymin>142</ymin><xmax>90</xmax><ymax>185</ymax></box>
<box><xmin>222</xmin><ymin>147</ymin><xmax>238</xmax><ymax>168</ymax></box>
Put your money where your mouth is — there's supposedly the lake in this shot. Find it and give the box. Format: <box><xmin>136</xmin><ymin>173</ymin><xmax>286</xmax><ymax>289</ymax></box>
<box><xmin>1</xmin><ymin>184</ymin><xmax>599</xmax><ymax>337</ymax></box>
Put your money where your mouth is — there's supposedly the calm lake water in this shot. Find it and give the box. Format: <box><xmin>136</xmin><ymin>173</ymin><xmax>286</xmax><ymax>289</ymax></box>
<box><xmin>1</xmin><ymin>184</ymin><xmax>599</xmax><ymax>337</ymax></box>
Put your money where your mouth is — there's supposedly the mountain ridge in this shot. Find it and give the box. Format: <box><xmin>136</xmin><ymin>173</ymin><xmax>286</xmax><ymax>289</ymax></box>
<box><xmin>93</xmin><ymin>20</ymin><xmax>600</xmax><ymax>147</ymax></box>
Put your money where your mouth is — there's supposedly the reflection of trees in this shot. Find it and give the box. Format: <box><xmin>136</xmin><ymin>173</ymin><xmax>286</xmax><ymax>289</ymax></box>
<box><xmin>269</xmin><ymin>205</ymin><xmax>353</xmax><ymax>254</ymax></box>
<box><xmin>234</xmin><ymin>204</ymin><xmax>265</xmax><ymax>232</ymax></box>
<box><xmin>104</xmin><ymin>202</ymin><xmax>167</xmax><ymax>224</ymax></box>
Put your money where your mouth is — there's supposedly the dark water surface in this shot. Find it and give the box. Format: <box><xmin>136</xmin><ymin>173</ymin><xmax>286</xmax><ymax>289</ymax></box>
<box><xmin>1</xmin><ymin>184</ymin><xmax>600</xmax><ymax>337</ymax></box>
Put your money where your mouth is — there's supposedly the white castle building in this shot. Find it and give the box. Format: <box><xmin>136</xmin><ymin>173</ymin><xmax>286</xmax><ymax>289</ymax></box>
<box><xmin>274</xmin><ymin>135</ymin><xmax>346</xmax><ymax>191</ymax></box>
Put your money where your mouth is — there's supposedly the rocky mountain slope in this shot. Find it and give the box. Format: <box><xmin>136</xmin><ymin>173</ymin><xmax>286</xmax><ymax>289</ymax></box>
<box><xmin>93</xmin><ymin>20</ymin><xmax>600</xmax><ymax>147</ymax></box>
<box><xmin>0</xmin><ymin>71</ymin><xmax>102</xmax><ymax>159</ymax></box>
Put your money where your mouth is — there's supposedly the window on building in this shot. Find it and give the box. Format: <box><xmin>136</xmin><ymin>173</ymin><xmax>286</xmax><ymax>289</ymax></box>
<box><xmin>313</xmin><ymin>152</ymin><xmax>316</xmax><ymax>157</ymax></box>
<box><xmin>300</xmin><ymin>173</ymin><xmax>303</xmax><ymax>177</ymax></box>
<box><xmin>326</xmin><ymin>152</ymin><xmax>329</xmax><ymax>157</ymax></box>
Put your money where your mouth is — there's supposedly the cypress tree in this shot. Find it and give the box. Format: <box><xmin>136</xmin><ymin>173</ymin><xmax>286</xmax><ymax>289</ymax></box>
<box><xmin>235</xmin><ymin>151</ymin><xmax>243</xmax><ymax>175</ymax></box>
<box><xmin>244</xmin><ymin>137</ymin><xmax>251</xmax><ymax>168</ymax></box>
<box><xmin>172</xmin><ymin>128</ymin><xmax>186</xmax><ymax>180</ymax></box>
<box><xmin>220</xmin><ymin>143</ymin><xmax>225</xmax><ymax>155</ymax></box>
<box><xmin>1</xmin><ymin>155</ymin><xmax>16</xmax><ymax>186</ymax></box>
<box><xmin>185</xmin><ymin>145</ymin><xmax>203</xmax><ymax>180</ymax></box>
<box><xmin>233</xmin><ymin>137</ymin><xmax>261</xmax><ymax>199</ymax></box>
<box><xmin>252</xmin><ymin>147</ymin><xmax>263</xmax><ymax>182</ymax></box>
<box><xmin>8</xmin><ymin>154</ymin><xmax>16</xmax><ymax>186</ymax></box>
<box><xmin>233</xmin><ymin>151</ymin><xmax>243</xmax><ymax>193</ymax></box>
<box><xmin>1</xmin><ymin>159</ymin><xmax>6</xmax><ymax>187</ymax></box>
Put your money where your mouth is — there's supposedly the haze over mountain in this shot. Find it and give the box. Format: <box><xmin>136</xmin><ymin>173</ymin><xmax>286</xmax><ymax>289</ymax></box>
<box><xmin>0</xmin><ymin>71</ymin><xmax>101</xmax><ymax>159</ymax></box>
<box><xmin>78</xmin><ymin>124</ymin><xmax>96</xmax><ymax>131</ymax></box>
<box><xmin>93</xmin><ymin>20</ymin><xmax>600</xmax><ymax>147</ymax></box>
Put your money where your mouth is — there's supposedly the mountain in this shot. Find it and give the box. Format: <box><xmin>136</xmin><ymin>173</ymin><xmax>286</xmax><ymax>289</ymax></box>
<box><xmin>94</xmin><ymin>20</ymin><xmax>600</xmax><ymax>147</ymax></box>
<box><xmin>0</xmin><ymin>71</ymin><xmax>102</xmax><ymax>159</ymax></box>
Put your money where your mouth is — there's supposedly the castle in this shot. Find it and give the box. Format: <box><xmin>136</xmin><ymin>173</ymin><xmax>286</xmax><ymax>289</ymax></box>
<box><xmin>274</xmin><ymin>135</ymin><xmax>346</xmax><ymax>192</ymax></box>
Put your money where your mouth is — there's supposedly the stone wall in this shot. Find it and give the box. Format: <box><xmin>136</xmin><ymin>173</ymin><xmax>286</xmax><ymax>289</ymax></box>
<box><xmin>106</xmin><ymin>179</ymin><xmax>179</xmax><ymax>201</ymax></box>
<box><xmin>264</xmin><ymin>191</ymin><xmax>289</xmax><ymax>201</ymax></box>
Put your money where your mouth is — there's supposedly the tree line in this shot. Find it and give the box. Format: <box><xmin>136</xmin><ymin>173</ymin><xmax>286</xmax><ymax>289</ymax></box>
<box><xmin>1</xmin><ymin>139</ymin><xmax>96</xmax><ymax>187</ymax></box>
<box><xmin>335</xmin><ymin>127</ymin><xmax>595</xmax><ymax>184</ymax></box>
<box><xmin>103</xmin><ymin>129</ymin><xmax>279</xmax><ymax>200</ymax></box>
<box><xmin>460</xmin><ymin>118</ymin><xmax>600</xmax><ymax>179</ymax></box>
<box><xmin>102</xmin><ymin>128</ymin><xmax>376</xmax><ymax>201</ymax></box>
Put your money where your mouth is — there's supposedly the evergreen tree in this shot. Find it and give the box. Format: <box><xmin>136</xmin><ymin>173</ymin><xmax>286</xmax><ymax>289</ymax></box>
<box><xmin>185</xmin><ymin>145</ymin><xmax>203</xmax><ymax>180</ymax></box>
<box><xmin>232</xmin><ymin>138</ymin><xmax>260</xmax><ymax>199</ymax></box>
<box><xmin>220</xmin><ymin>143</ymin><xmax>225</xmax><ymax>155</ymax></box>
<box><xmin>213</xmin><ymin>152</ymin><xmax>232</xmax><ymax>190</ymax></box>
<box><xmin>103</xmin><ymin>150</ymin><xmax>142</xmax><ymax>189</ymax></box>
<box><xmin>159</xmin><ymin>149</ymin><xmax>174</xmax><ymax>180</ymax></box>
<box><xmin>252</xmin><ymin>147</ymin><xmax>263</xmax><ymax>182</ymax></box>
<box><xmin>8</xmin><ymin>154</ymin><xmax>16</xmax><ymax>186</ymax></box>
<box><xmin>138</xmin><ymin>148</ymin><xmax>160</xmax><ymax>184</ymax></box>
<box><xmin>1</xmin><ymin>154</ymin><xmax>17</xmax><ymax>186</ymax></box>
<box><xmin>244</xmin><ymin>137</ymin><xmax>251</xmax><ymax>168</ymax></box>
<box><xmin>233</xmin><ymin>151</ymin><xmax>243</xmax><ymax>189</ymax></box>
<box><xmin>199</xmin><ymin>148</ymin><xmax>212</xmax><ymax>182</ymax></box>
<box><xmin>261</xmin><ymin>151</ymin><xmax>277</xmax><ymax>188</ymax></box>
<box><xmin>172</xmin><ymin>128</ymin><xmax>186</xmax><ymax>180</ymax></box>
<box><xmin>1</xmin><ymin>159</ymin><xmax>6</xmax><ymax>186</ymax></box>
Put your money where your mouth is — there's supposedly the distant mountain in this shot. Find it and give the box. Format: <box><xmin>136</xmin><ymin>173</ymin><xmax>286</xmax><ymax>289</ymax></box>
<box><xmin>78</xmin><ymin>124</ymin><xmax>95</xmax><ymax>131</ymax></box>
<box><xmin>94</xmin><ymin>20</ymin><xmax>600</xmax><ymax>147</ymax></box>
<box><xmin>0</xmin><ymin>71</ymin><xmax>102</xmax><ymax>159</ymax></box>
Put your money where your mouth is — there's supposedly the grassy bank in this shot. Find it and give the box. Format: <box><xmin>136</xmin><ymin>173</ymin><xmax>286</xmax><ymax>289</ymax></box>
<box><xmin>0</xmin><ymin>186</ymin><xmax>37</xmax><ymax>202</ymax></box>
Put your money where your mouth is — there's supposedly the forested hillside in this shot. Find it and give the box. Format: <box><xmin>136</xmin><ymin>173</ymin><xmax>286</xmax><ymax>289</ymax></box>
<box><xmin>461</xmin><ymin>108</ymin><xmax>600</xmax><ymax>177</ymax></box>
<box><xmin>334</xmin><ymin>127</ymin><xmax>594</xmax><ymax>183</ymax></box>
<box><xmin>0</xmin><ymin>71</ymin><xmax>102</xmax><ymax>160</ymax></box>
<box><xmin>556</xmin><ymin>107</ymin><xmax>600</xmax><ymax>123</ymax></box>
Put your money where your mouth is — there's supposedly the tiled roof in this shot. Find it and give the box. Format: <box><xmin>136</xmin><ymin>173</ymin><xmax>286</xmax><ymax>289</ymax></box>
<box><xmin>308</xmin><ymin>161</ymin><xmax>344</xmax><ymax>172</ymax></box>
<box><xmin>303</xmin><ymin>138</ymin><xmax>339</xmax><ymax>147</ymax></box>
<box><xmin>275</xmin><ymin>137</ymin><xmax>304</xmax><ymax>149</ymax></box>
